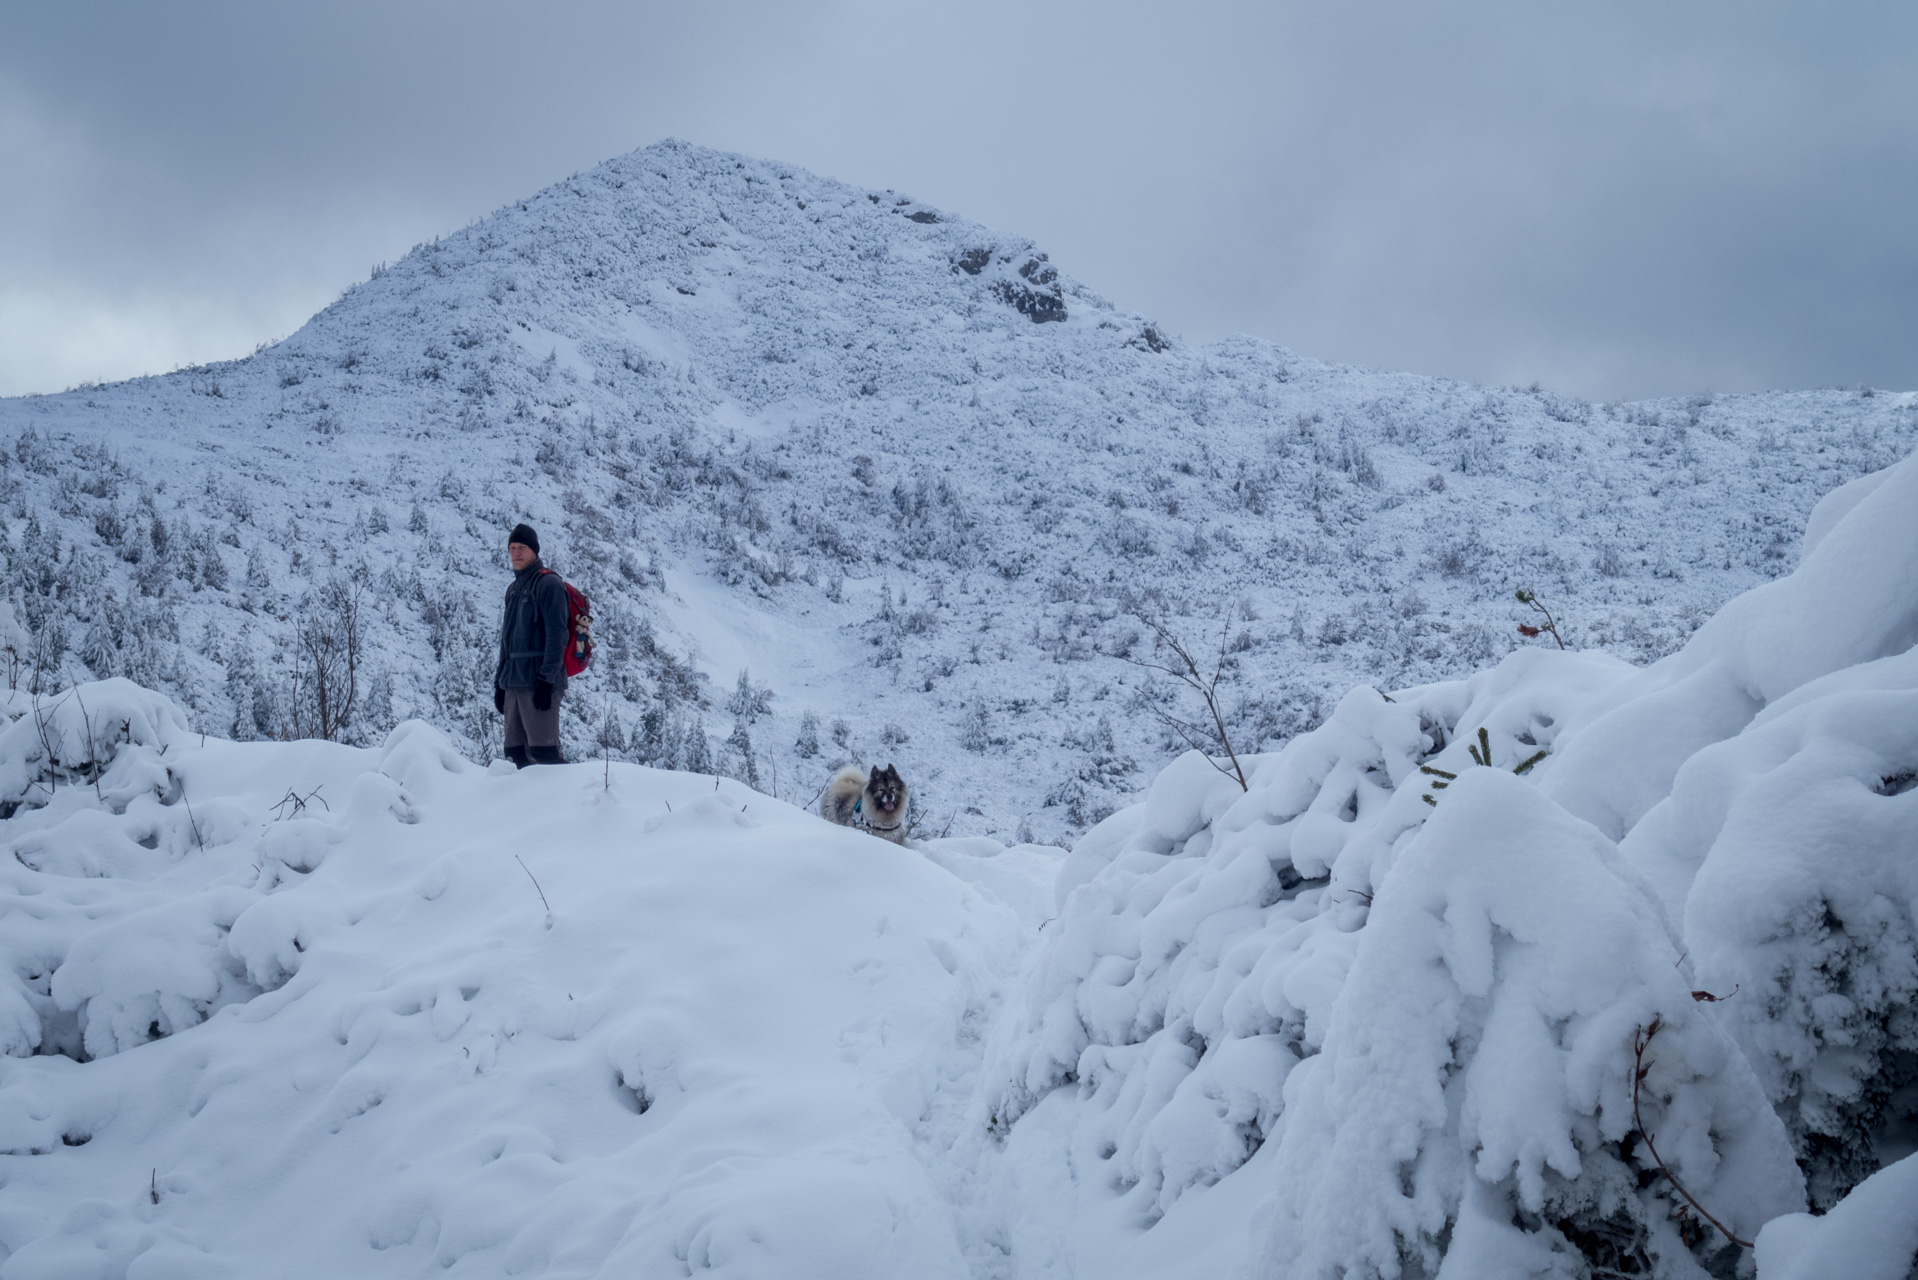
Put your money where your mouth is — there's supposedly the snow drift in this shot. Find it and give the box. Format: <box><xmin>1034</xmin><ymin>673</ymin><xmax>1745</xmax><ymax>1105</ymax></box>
<box><xmin>985</xmin><ymin>448</ymin><xmax>1918</xmax><ymax>1276</ymax></box>
<box><xmin>0</xmin><ymin>679</ymin><xmax>1046</xmax><ymax>1277</ymax></box>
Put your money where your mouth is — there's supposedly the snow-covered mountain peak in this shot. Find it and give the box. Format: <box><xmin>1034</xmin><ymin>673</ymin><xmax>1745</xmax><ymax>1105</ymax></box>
<box><xmin>272</xmin><ymin>138</ymin><xmax>1134</xmax><ymax>410</ymax></box>
<box><xmin>0</xmin><ymin>140</ymin><xmax>1912</xmax><ymax>844</ymax></box>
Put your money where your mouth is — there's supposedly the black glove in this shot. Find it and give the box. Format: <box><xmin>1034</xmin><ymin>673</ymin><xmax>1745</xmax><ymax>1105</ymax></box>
<box><xmin>493</xmin><ymin>687</ymin><xmax>505</xmax><ymax>714</ymax></box>
<box><xmin>533</xmin><ymin>679</ymin><xmax>554</xmax><ymax>712</ymax></box>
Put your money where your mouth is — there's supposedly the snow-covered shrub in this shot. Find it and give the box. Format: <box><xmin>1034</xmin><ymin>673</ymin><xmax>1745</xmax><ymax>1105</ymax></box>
<box><xmin>0</xmin><ymin>685</ymin><xmax>224</xmax><ymax>1059</ymax></box>
<box><xmin>988</xmin><ymin>449</ymin><xmax>1918</xmax><ymax>1273</ymax></box>
<box><xmin>1626</xmin><ymin>653</ymin><xmax>1918</xmax><ymax>1209</ymax></box>
<box><xmin>1266</xmin><ymin>769</ymin><xmax>1800</xmax><ymax>1277</ymax></box>
<box><xmin>1543</xmin><ymin>454</ymin><xmax>1918</xmax><ymax>843</ymax></box>
<box><xmin>1571</xmin><ymin>452</ymin><xmax>1918</xmax><ymax>1207</ymax></box>
<box><xmin>985</xmin><ymin>649</ymin><xmax>1642</xmax><ymax>1217</ymax></box>
<box><xmin>0</xmin><ymin>683</ymin><xmax>405</xmax><ymax>1065</ymax></box>
<box><xmin>51</xmin><ymin>887</ymin><xmax>261</xmax><ymax>1060</ymax></box>
<box><xmin>0</xmin><ymin>685</ymin><xmax>1019</xmax><ymax>1276</ymax></box>
<box><xmin>0</xmin><ymin>678</ymin><xmax>190</xmax><ymax>816</ymax></box>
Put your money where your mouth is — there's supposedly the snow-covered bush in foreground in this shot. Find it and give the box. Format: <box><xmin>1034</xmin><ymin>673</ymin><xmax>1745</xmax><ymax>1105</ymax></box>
<box><xmin>986</xmin><ymin>448</ymin><xmax>1918</xmax><ymax>1276</ymax></box>
<box><xmin>1268</xmin><ymin>769</ymin><xmax>1798</xmax><ymax>1278</ymax></box>
<box><xmin>0</xmin><ymin>678</ymin><xmax>190</xmax><ymax>820</ymax></box>
<box><xmin>1632</xmin><ymin>652</ymin><xmax>1918</xmax><ymax>1212</ymax></box>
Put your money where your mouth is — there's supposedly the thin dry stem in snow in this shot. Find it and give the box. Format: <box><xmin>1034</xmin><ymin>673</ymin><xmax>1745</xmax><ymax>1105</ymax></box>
<box><xmin>515</xmin><ymin>854</ymin><xmax>554</xmax><ymax>929</ymax></box>
<box><xmin>1102</xmin><ymin>609</ymin><xmax>1248</xmax><ymax>791</ymax></box>
<box><xmin>270</xmin><ymin>786</ymin><xmax>328</xmax><ymax>820</ymax></box>
<box><xmin>1515</xmin><ymin>587</ymin><xmax>1568</xmax><ymax>650</ymax></box>
<box><xmin>1632</xmin><ymin>1017</ymin><xmax>1753</xmax><ymax>1251</ymax></box>
<box><xmin>182</xmin><ymin>791</ymin><xmax>205</xmax><ymax>853</ymax></box>
<box><xmin>30</xmin><ymin>693</ymin><xmax>62</xmax><ymax>799</ymax></box>
<box><xmin>73</xmin><ymin>686</ymin><xmax>101</xmax><ymax>800</ymax></box>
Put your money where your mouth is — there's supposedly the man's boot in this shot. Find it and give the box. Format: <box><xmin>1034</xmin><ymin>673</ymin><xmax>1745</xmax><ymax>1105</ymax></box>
<box><xmin>528</xmin><ymin>745</ymin><xmax>565</xmax><ymax>766</ymax></box>
<box><xmin>504</xmin><ymin>745</ymin><xmax>531</xmax><ymax>770</ymax></box>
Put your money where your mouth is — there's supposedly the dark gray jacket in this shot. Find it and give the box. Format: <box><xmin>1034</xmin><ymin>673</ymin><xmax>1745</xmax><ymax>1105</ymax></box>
<box><xmin>495</xmin><ymin>560</ymin><xmax>570</xmax><ymax>692</ymax></box>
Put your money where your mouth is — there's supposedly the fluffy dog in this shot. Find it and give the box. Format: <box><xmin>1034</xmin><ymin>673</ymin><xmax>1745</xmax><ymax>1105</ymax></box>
<box><xmin>821</xmin><ymin>763</ymin><xmax>910</xmax><ymax>844</ymax></box>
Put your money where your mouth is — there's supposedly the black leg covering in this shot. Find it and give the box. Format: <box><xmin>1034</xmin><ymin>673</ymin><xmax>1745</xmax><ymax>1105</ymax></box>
<box><xmin>504</xmin><ymin>745</ymin><xmax>531</xmax><ymax>770</ymax></box>
<box><xmin>528</xmin><ymin>745</ymin><xmax>565</xmax><ymax>766</ymax></box>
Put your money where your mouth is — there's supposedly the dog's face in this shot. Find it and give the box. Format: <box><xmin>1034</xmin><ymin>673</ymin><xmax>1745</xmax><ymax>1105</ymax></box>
<box><xmin>866</xmin><ymin>764</ymin><xmax>905</xmax><ymax>817</ymax></box>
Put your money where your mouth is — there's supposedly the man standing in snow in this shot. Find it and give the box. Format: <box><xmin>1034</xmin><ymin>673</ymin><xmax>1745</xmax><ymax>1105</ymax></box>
<box><xmin>494</xmin><ymin>523</ymin><xmax>568</xmax><ymax>767</ymax></box>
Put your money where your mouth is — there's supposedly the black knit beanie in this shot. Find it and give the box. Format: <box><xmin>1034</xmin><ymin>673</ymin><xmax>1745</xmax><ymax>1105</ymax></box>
<box><xmin>509</xmin><ymin>523</ymin><xmax>539</xmax><ymax>555</ymax></box>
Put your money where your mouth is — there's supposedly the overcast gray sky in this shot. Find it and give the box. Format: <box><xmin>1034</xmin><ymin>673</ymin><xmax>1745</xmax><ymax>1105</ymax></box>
<box><xmin>4</xmin><ymin>0</ymin><xmax>1915</xmax><ymax>402</ymax></box>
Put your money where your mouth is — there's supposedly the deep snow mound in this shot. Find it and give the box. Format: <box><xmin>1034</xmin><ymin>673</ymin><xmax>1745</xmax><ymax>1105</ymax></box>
<box><xmin>0</xmin><ymin>140</ymin><xmax>1912</xmax><ymax>845</ymax></box>
<box><xmin>1755</xmin><ymin>1155</ymin><xmax>1918</xmax><ymax>1280</ymax></box>
<box><xmin>985</xmin><ymin>448</ymin><xmax>1918</xmax><ymax>1276</ymax></box>
<box><xmin>0</xmin><ymin>684</ymin><xmax>1039</xmax><ymax>1277</ymax></box>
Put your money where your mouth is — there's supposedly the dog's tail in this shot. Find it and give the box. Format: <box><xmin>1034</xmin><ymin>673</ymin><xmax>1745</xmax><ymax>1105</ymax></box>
<box><xmin>821</xmin><ymin>764</ymin><xmax>867</xmax><ymax>826</ymax></box>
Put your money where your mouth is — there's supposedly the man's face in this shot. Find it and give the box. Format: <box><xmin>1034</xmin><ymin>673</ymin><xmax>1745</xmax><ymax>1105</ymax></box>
<box><xmin>508</xmin><ymin>542</ymin><xmax>535</xmax><ymax>571</ymax></box>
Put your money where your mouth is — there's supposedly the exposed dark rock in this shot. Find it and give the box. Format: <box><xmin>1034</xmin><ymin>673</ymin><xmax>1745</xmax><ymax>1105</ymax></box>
<box><xmin>995</xmin><ymin>280</ymin><xmax>1066</xmax><ymax>324</ymax></box>
<box><xmin>995</xmin><ymin>255</ymin><xmax>1066</xmax><ymax>324</ymax></box>
<box><xmin>1131</xmin><ymin>325</ymin><xmax>1171</xmax><ymax>353</ymax></box>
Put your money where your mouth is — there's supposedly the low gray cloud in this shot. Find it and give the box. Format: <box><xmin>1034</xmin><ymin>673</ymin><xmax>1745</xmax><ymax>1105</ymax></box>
<box><xmin>3</xmin><ymin>0</ymin><xmax>1914</xmax><ymax>400</ymax></box>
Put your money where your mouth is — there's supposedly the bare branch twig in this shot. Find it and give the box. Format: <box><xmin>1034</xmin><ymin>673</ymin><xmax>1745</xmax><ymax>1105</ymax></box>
<box><xmin>270</xmin><ymin>785</ymin><xmax>328</xmax><ymax>820</ymax></box>
<box><xmin>1515</xmin><ymin>588</ymin><xmax>1567</xmax><ymax>650</ymax></box>
<box><xmin>514</xmin><ymin>854</ymin><xmax>551</xmax><ymax>914</ymax></box>
<box><xmin>73</xmin><ymin>686</ymin><xmax>102</xmax><ymax>800</ymax></box>
<box><xmin>29</xmin><ymin>693</ymin><xmax>67</xmax><ymax>799</ymax></box>
<box><xmin>1100</xmin><ymin>609</ymin><xmax>1248</xmax><ymax>791</ymax></box>
<box><xmin>182</xmin><ymin>791</ymin><xmax>206</xmax><ymax>853</ymax></box>
<box><xmin>1631</xmin><ymin>1019</ymin><xmax>1752</xmax><ymax>1250</ymax></box>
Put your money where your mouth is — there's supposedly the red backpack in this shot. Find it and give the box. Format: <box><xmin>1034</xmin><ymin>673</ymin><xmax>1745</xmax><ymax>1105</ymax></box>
<box><xmin>538</xmin><ymin>569</ymin><xmax>594</xmax><ymax>677</ymax></box>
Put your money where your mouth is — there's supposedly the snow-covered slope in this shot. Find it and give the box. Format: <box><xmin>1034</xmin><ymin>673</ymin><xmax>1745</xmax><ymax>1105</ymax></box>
<box><xmin>4</xmin><ymin>445</ymin><xmax>1914</xmax><ymax>1279</ymax></box>
<box><xmin>982</xmin><ymin>448</ymin><xmax>1918</xmax><ymax>1277</ymax></box>
<box><xmin>0</xmin><ymin>680</ymin><xmax>1055</xmax><ymax>1276</ymax></box>
<box><xmin>0</xmin><ymin>140</ymin><xmax>1912</xmax><ymax>843</ymax></box>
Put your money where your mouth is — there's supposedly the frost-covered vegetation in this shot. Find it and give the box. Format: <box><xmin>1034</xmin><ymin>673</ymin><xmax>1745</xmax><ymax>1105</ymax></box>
<box><xmin>2</xmin><ymin>143</ymin><xmax>1915</xmax><ymax>1278</ymax></box>
<box><xmin>981</xmin><ymin>454</ymin><xmax>1918</xmax><ymax>1278</ymax></box>
<box><xmin>0</xmin><ymin>140</ymin><xmax>1912</xmax><ymax>843</ymax></box>
<box><xmin>2</xmin><ymin>441</ymin><xmax>1913</xmax><ymax>1280</ymax></box>
<box><xmin>0</xmin><ymin>678</ymin><xmax>1045</xmax><ymax>1277</ymax></box>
